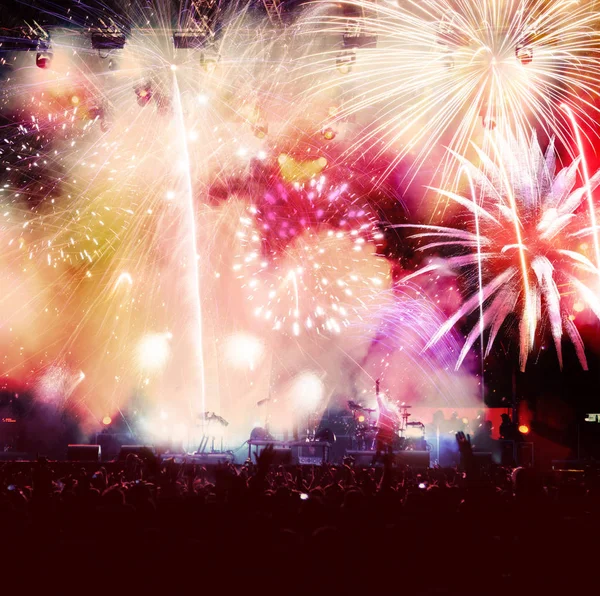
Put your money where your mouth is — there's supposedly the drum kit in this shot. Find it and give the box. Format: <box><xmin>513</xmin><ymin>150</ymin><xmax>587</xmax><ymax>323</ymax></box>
<box><xmin>347</xmin><ymin>400</ymin><xmax>427</xmax><ymax>451</ymax></box>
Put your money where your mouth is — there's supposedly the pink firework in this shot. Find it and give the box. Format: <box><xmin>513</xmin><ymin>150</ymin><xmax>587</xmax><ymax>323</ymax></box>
<box><xmin>396</xmin><ymin>133</ymin><xmax>600</xmax><ymax>371</ymax></box>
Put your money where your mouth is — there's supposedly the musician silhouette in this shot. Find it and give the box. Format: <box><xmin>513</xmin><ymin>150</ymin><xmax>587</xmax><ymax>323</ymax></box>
<box><xmin>373</xmin><ymin>379</ymin><xmax>399</xmax><ymax>463</ymax></box>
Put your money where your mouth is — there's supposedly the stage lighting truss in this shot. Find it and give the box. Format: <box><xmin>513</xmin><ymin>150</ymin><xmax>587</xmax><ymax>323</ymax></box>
<box><xmin>172</xmin><ymin>29</ymin><xmax>215</xmax><ymax>50</ymax></box>
<box><xmin>0</xmin><ymin>28</ymin><xmax>42</xmax><ymax>52</ymax></box>
<box><xmin>262</xmin><ymin>0</ymin><xmax>285</xmax><ymax>26</ymax></box>
<box><xmin>338</xmin><ymin>0</ymin><xmax>378</xmax><ymax>50</ymax></box>
<box><xmin>336</xmin><ymin>49</ymin><xmax>356</xmax><ymax>74</ymax></box>
<box><xmin>0</xmin><ymin>28</ymin><xmax>53</xmax><ymax>69</ymax></box>
<box><xmin>342</xmin><ymin>28</ymin><xmax>377</xmax><ymax>50</ymax></box>
<box><xmin>90</xmin><ymin>29</ymin><xmax>127</xmax><ymax>52</ymax></box>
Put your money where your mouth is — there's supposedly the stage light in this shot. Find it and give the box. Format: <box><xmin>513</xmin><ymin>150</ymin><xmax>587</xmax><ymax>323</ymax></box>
<box><xmin>102</xmin><ymin>416</ymin><xmax>112</xmax><ymax>426</ymax></box>
<box><xmin>137</xmin><ymin>332</ymin><xmax>172</xmax><ymax>371</ymax></box>
<box><xmin>515</xmin><ymin>44</ymin><xmax>533</xmax><ymax>65</ymax></box>
<box><xmin>253</xmin><ymin>121</ymin><xmax>268</xmax><ymax>139</ymax></box>
<box><xmin>321</xmin><ymin>127</ymin><xmax>336</xmax><ymax>141</ymax></box>
<box><xmin>358</xmin><ymin>415</ymin><xmax>365</xmax><ymax>423</ymax></box>
<box><xmin>336</xmin><ymin>50</ymin><xmax>356</xmax><ymax>74</ymax></box>
<box><xmin>135</xmin><ymin>83</ymin><xmax>153</xmax><ymax>107</ymax></box>
<box><xmin>291</xmin><ymin>372</ymin><xmax>324</xmax><ymax>411</ymax></box>
<box><xmin>35</xmin><ymin>41</ymin><xmax>53</xmax><ymax>69</ymax></box>
<box><xmin>224</xmin><ymin>334</ymin><xmax>264</xmax><ymax>370</ymax></box>
<box><xmin>200</xmin><ymin>52</ymin><xmax>219</xmax><ymax>73</ymax></box>
<box><xmin>518</xmin><ymin>424</ymin><xmax>530</xmax><ymax>435</ymax></box>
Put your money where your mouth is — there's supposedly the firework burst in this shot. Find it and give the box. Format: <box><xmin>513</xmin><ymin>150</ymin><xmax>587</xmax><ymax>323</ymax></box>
<box><xmin>234</xmin><ymin>175</ymin><xmax>390</xmax><ymax>336</ymax></box>
<box><xmin>396</xmin><ymin>132</ymin><xmax>600</xmax><ymax>371</ymax></box>
<box><xmin>303</xmin><ymin>0</ymin><xmax>600</xmax><ymax>192</ymax></box>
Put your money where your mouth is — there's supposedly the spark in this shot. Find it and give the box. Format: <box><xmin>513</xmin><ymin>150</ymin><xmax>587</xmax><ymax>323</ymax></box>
<box><xmin>304</xmin><ymin>0</ymin><xmax>600</xmax><ymax>191</ymax></box>
<box><xmin>396</xmin><ymin>132</ymin><xmax>600</xmax><ymax>371</ymax></box>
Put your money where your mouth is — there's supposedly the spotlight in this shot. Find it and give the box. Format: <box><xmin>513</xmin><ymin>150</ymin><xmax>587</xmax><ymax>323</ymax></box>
<box><xmin>200</xmin><ymin>52</ymin><xmax>219</xmax><ymax>73</ymax></box>
<box><xmin>135</xmin><ymin>83</ymin><xmax>153</xmax><ymax>107</ymax></box>
<box><xmin>321</xmin><ymin>127</ymin><xmax>336</xmax><ymax>141</ymax></box>
<box><xmin>515</xmin><ymin>44</ymin><xmax>533</xmax><ymax>65</ymax></box>
<box><xmin>102</xmin><ymin>415</ymin><xmax>112</xmax><ymax>426</ymax></box>
<box><xmin>336</xmin><ymin>50</ymin><xmax>356</xmax><ymax>74</ymax></box>
<box><xmin>36</xmin><ymin>50</ymin><xmax>53</xmax><ymax>69</ymax></box>
<box><xmin>253</xmin><ymin>120</ymin><xmax>268</xmax><ymax>138</ymax></box>
<box><xmin>35</xmin><ymin>40</ymin><xmax>53</xmax><ymax>70</ymax></box>
<box><xmin>518</xmin><ymin>424</ymin><xmax>530</xmax><ymax>435</ymax></box>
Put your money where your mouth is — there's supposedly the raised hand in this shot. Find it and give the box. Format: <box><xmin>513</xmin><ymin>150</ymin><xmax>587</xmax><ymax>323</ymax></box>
<box><xmin>455</xmin><ymin>431</ymin><xmax>472</xmax><ymax>455</ymax></box>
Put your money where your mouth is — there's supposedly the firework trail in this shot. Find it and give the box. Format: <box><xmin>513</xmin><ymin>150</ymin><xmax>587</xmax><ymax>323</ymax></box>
<box><xmin>302</xmin><ymin>0</ymin><xmax>600</xmax><ymax>194</ymax></box>
<box><xmin>0</xmin><ymin>2</ymin><xmax>316</xmax><ymax>423</ymax></box>
<box><xmin>394</xmin><ymin>132</ymin><xmax>600</xmax><ymax>371</ymax></box>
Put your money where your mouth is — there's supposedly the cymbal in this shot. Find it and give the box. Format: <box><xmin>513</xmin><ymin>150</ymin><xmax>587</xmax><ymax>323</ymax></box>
<box><xmin>362</xmin><ymin>408</ymin><xmax>376</xmax><ymax>413</ymax></box>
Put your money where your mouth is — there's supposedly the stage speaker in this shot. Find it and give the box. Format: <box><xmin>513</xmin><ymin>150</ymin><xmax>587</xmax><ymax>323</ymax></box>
<box><xmin>393</xmin><ymin>451</ymin><xmax>430</xmax><ymax>468</ymax></box>
<box><xmin>517</xmin><ymin>442</ymin><xmax>534</xmax><ymax>467</ymax></box>
<box><xmin>473</xmin><ymin>452</ymin><xmax>493</xmax><ymax>465</ymax></box>
<box><xmin>118</xmin><ymin>445</ymin><xmax>156</xmax><ymax>461</ymax></box>
<box><xmin>330</xmin><ymin>435</ymin><xmax>352</xmax><ymax>464</ymax></box>
<box><xmin>500</xmin><ymin>440</ymin><xmax>515</xmax><ymax>465</ymax></box>
<box><xmin>294</xmin><ymin>443</ymin><xmax>330</xmax><ymax>465</ymax></box>
<box><xmin>67</xmin><ymin>444</ymin><xmax>101</xmax><ymax>462</ymax></box>
<box><xmin>251</xmin><ymin>446</ymin><xmax>292</xmax><ymax>465</ymax></box>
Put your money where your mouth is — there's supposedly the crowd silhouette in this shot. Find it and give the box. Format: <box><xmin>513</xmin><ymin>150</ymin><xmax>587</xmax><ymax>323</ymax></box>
<box><xmin>0</xmin><ymin>435</ymin><xmax>596</xmax><ymax>593</ymax></box>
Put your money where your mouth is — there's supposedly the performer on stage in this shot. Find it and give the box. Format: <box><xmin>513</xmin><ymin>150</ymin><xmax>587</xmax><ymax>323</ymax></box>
<box><xmin>373</xmin><ymin>379</ymin><xmax>399</xmax><ymax>462</ymax></box>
